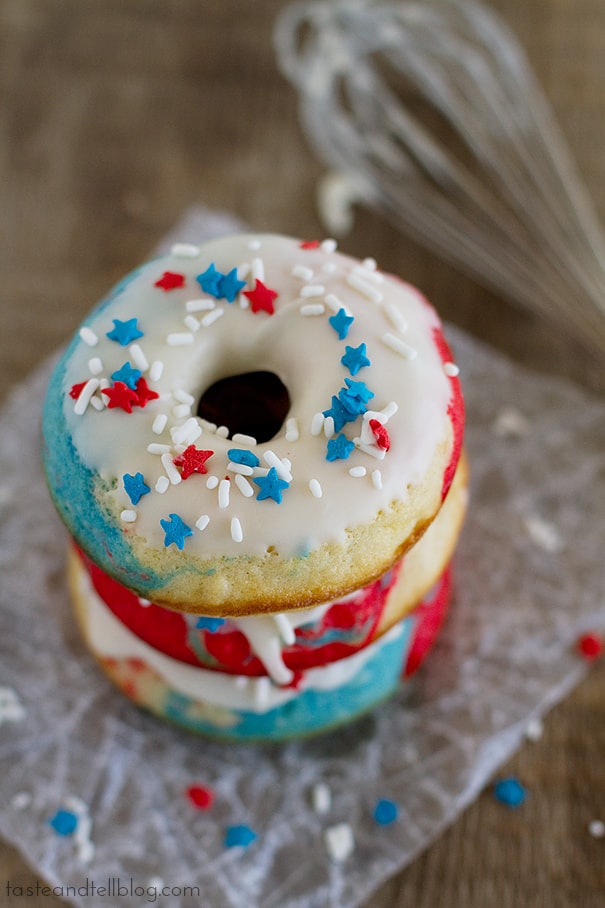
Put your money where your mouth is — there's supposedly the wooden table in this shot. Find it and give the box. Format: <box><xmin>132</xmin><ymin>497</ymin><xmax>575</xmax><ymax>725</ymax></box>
<box><xmin>1</xmin><ymin>1</ymin><xmax>604</xmax><ymax>905</ymax></box>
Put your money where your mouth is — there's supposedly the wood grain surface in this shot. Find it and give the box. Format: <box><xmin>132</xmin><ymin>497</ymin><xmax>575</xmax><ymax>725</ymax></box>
<box><xmin>1</xmin><ymin>1</ymin><xmax>604</xmax><ymax>905</ymax></box>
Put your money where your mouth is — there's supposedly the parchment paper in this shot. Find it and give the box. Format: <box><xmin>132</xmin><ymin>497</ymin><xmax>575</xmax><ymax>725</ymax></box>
<box><xmin>0</xmin><ymin>208</ymin><xmax>604</xmax><ymax>908</ymax></box>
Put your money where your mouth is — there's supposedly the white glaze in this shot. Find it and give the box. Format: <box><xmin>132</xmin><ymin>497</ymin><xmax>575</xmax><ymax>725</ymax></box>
<box><xmin>62</xmin><ymin>234</ymin><xmax>452</xmax><ymax>559</ymax></box>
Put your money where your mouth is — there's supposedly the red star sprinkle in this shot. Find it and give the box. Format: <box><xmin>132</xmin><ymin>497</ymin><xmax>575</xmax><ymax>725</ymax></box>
<box><xmin>133</xmin><ymin>376</ymin><xmax>159</xmax><ymax>407</ymax></box>
<box><xmin>173</xmin><ymin>445</ymin><xmax>214</xmax><ymax>479</ymax></box>
<box><xmin>577</xmin><ymin>632</ymin><xmax>604</xmax><ymax>661</ymax></box>
<box><xmin>369</xmin><ymin>418</ymin><xmax>391</xmax><ymax>451</ymax></box>
<box><xmin>185</xmin><ymin>784</ymin><xmax>214</xmax><ymax>810</ymax></box>
<box><xmin>154</xmin><ymin>271</ymin><xmax>186</xmax><ymax>291</ymax></box>
<box><xmin>300</xmin><ymin>239</ymin><xmax>321</xmax><ymax>249</ymax></box>
<box><xmin>243</xmin><ymin>279</ymin><xmax>278</xmax><ymax>315</ymax></box>
<box><xmin>69</xmin><ymin>381</ymin><xmax>87</xmax><ymax>400</ymax></box>
<box><xmin>102</xmin><ymin>381</ymin><xmax>139</xmax><ymax>413</ymax></box>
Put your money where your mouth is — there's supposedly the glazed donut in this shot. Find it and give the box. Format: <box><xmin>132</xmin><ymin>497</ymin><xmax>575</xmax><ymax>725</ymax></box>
<box><xmin>42</xmin><ymin>233</ymin><xmax>464</xmax><ymax>617</ymax></box>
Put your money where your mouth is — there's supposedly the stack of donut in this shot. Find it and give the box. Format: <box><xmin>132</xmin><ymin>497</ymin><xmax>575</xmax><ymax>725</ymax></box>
<box><xmin>42</xmin><ymin>233</ymin><xmax>467</xmax><ymax>740</ymax></box>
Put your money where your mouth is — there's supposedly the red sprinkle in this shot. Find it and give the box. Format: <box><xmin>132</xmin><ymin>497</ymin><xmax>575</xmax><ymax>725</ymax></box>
<box><xmin>577</xmin><ymin>632</ymin><xmax>604</xmax><ymax>661</ymax></box>
<box><xmin>186</xmin><ymin>784</ymin><xmax>214</xmax><ymax>810</ymax></box>
<box><xmin>300</xmin><ymin>240</ymin><xmax>321</xmax><ymax>249</ymax></box>
<box><xmin>69</xmin><ymin>381</ymin><xmax>87</xmax><ymax>400</ymax></box>
<box><xmin>154</xmin><ymin>271</ymin><xmax>186</xmax><ymax>291</ymax></box>
<box><xmin>173</xmin><ymin>445</ymin><xmax>214</xmax><ymax>479</ymax></box>
<box><xmin>133</xmin><ymin>376</ymin><xmax>159</xmax><ymax>407</ymax></box>
<box><xmin>102</xmin><ymin>381</ymin><xmax>139</xmax><ymax>413</ymax></box>
<box><xmin>369</xmin><ymin>419</ymin><xmax>391</xmax><ymax>451</ymax></box>
<box><xmin>243</xmin><ymin>279</ymin><xmax>278</xmax><ymax>315</ymax></box>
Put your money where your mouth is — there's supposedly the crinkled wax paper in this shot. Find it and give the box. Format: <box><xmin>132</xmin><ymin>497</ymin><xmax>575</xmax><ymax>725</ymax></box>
<box><xmin>1</xmin><ymin>208</ymin><xmax>604</xmax><ymax>908</ymax></box>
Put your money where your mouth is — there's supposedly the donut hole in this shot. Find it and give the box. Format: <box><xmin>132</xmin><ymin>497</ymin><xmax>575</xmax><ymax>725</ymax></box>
<box><xmin>196</xmin><ymin>371</ymin><xmax>291</xmax><ymax>443</ymax></box>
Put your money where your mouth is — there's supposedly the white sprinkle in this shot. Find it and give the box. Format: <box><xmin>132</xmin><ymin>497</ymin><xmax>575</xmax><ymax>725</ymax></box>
<box><xmin>195</xmin><ymin>514</ymin><xmax>210</xmax><ymax>531</ymax></box>
<box><xmin>167</xmin><ymin>332</ymin><xmax>194</xmax><ymax>346</ymax></box>
<box><xmin>525</xmin><ymin>718</ymin><xmax>544</xmax><ymax>741</ymax></box>
<box><xmin>323</xmin><ymin>416</ymin><xmax>335</xmax><ymax>438</ymax></box>
<box><xmin>285</xmin><ymin>417</ymin><xmax>299</xmax><ymax>442</ymax></box>
<box><xmin>247</xmin><ymin>239</ymin><xmax>262</xmax><ymax>251</ymax></box>
<box><xmin>444</xmin><ymin>361</ymin><xmax>460</xmax><ymax>377</ymax></box>
<box><xmin>79</xmin><ymin>326</ymin><xmax>98</xmax><ymax>347</ymax></box>
<box><xmin>171</xmin><ymin>242</ymin><xmax>199</xmax><ymax>257</ymax></box>
<box><xmin>300</xmin><ymin>303</ymin><xmax>326</xmax><ymax>316</ymax></box>
<box><xmin>312</xmin><ymin>782</ymin><xmax>332</xmax><ymax>815</ymax></box>
<box><xmin>272</xmin><ymin>613</ymin><xmax>296</xmax><ymax>646</ymax></box>
<box><xmin>88</xmin><ymin>357</ymin><xmax>103</xmax><ymax>375</ymax></box>
<box><xmin>362</xmin><ymin>256</ymin><xmax>377</xmax><ymax>271</ymax></box>
<box><xmin>206</xmin><ymin>475</ymin><xmax>219</xmax><ymax>490</ymax></box>
<box><xmin>349</xmin><ymin>466</ymin><xmax>367</xmax><ymax>477</ymax></box>
<box><xmin>324</xmin><ymin>292</ymin><xmax>348</xmax><ymax>314</ymax></box>
<box><xmin>230</xmin><ymin>517</ymin><xmax>243</xmax><ymax>543</ymax></box>
<box><xmin>186</xmin><ymin>298</ymin><xmax>215</xmax><ymax>312</ymax></box>
<box><xmin>589</xmin><ymin>820</ymin><xmax>605</xmax><ymax>839</ymax></box>
<box><xmin>11</xmin><ymin>791</ymin><xmax>31</xmax><ymax>811</ymax></box>
<box><xmin>239</xmin><ymin>295</ymin><xmax>250</xmax><ymax>310</ymax></box>
<box><xmin>251</xmin><ymin>257</ymin><xmax>265</xmax><ymax>282</ymax></box>
<box><xmin>254</xmin><ymin>677</ymin><xmax>271</xmax><ymax>709</ymax></box>
<box><xmin>264</xmin><ymin>450</ymin><xmax>292</xmax><ymax>482</ymax></box>
<box><xmin>324</xmin><ymin>822</ymin><xmax>355</xmax><ymax>863</ymax></box>
<box><xmin>382</xmin><ymin>332</ymin><xmax>417</xmax><ymax>360</ymax></box>
<box><xmin>354</xmin><ymin>265</ymin><xmax>384</xmax><ymax>285</ymax></box>
<box><xmin>171</xmin><ymin>417</ymin><xmax>202</xmax><ymax>446</ymax></box>
<box><xmin>172</xmin><ymin>403</ymin><xmax>191</xmax><ymax>419</ymax></box>
<box><xmin>161</xmin><ymin>452</ymin><xmax>181</xmax><ymax>485</ymax></box>
<box><xmin>129</xmin><ymin>344</ymin><xmax>149</xmax><ymax>371</ymax></box>
<box><xmin>201</xmin><ymin>308</ymin><xmax>224</xmax><ymax>327</ymax></box>
<box><xmin>356</xmin><ymin>441</ymin><xmax>386</xmax><ymax>460</ymax></box>
<box><xmin>300</xmin><ymin>284</ymin><xmax>326</xmax><ymax>298</ymax></box>
<box><xmin>138</xmin><ymin>598</ymin><xmax>151</xmax><ymax>607</ymax></box>
<box><xmin>216</xmin><ymin>425</ymin><xmax>229</xmax><ymax>438</ymax></box>
<box><xmin>232</xmin><ymin>432</ymin><xmax>257</xmax><ymax>446</ymax></box>
<box><xmin>371</xmin><ymin>469</ymin><xmax>383</xmax><ymax>490</ymax></box>
<box><xmin>147</xmin><ymin>442</ymin><xmax>172</xmax><ymax>455</ymax></box>
<box><xmin>347</xmin><ymin>271</ymin><xmax>383</xmax><ymax>303</ymax></box>
<box><xmin>321</xmin><ymin>238</ymin><xmax>337</xmax><ymax>253</ymax></box>
<box><xmin>311</xmin><ymin>412</ymin><xmax>325</xmax><ymax>436</ymax></box>
<box><xmin>234</xmin><ymin>473</ymin><xmax>254</xmax><ymax>497</ymax></box>
<box><xmin>322</xmin><ymin>262</ymin><xmax>337</xmax><ymax>274</ymax></box>
<box><xmin>309</xmin><ymin>479</ymin><xmax>323</xmax><ymax>498</ymax></box>
<box><xmin>384</xmin><ymin>302</ymin><xmax>408</xmax><ymax>334</ymax></box>
<box><xmin>523</xmin><ymin>515</ymin><xmax>562</xmax><ymax>553</ymax></box>
<box><xmin>174</xmin><ymin>389</ymin><xmax>195</xmax><ymax>406</ymax></box>
<box><xmin>218</xmin><ymin>478</ymin><xmax>231</xmax><ymax>508</ymax></box>
<box><xmin>184</xmin><ymin>314</ymin><xmax>200</xmax><ymax>332</ymax></box>
<box><xmin>149</xmin><ymin>360</ymin><xmax>164</xmax><ymax>381</ymax></box>
<box><xmin>379</xmin><ymin>401</ymin><xmax>399</xmax><ymax>421</ymax></box>
<box><xmin>228</xmin><ymin>461</ymin><xmax>254</xmax><ymax>476</ymax></box>
<box><xmin>74</xmin><ymin>379</ymin><xmax>100</xmax><ymax>415</ymax></box>
<box><xmin>90</xmin><ymin>396</ymin><xmax>104</xmax><ymax>411</ymax></box>
<box><xmin>155</xmin><ymin>475</ymin><xmax>169</xmax><ymax>494</ymax></box>
<box><xmin>292</xmin><ymin>264</ymin><xmax>314</xmax><ymax>281</ymax></box>
<box><xmin>120</xmin><ymin>509</ymin><xmax>137</xmax><ymax>523</ymax></box>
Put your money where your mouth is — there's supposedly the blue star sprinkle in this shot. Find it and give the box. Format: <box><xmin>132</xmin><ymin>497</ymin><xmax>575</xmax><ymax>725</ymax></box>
<box><xmin>373</xmin><ymin>799</ymin><xmax>399</xmax><ymax>826</ymax></box>
<box><xmin>111</xmin><ymin>362</ymin><xmax>142</xmax><ymax>390</ymax></box>
<box><xmin>253</xmin><ymin>466</ymin><xmax>290</xmax><ymax>503</ymax></box>
<box><xmin>195</xmin><ymin>616</ymin><xmax>226</xmax><ymax>632</ymax></box>
<box><xmin>106</xmin><ymin>318</ymin><xmax>144</xmax><ymax>346</ymax></box>
<box><xmin>196</xmin><ymin>263</ymin><xmax>223</xmax><ymax>298</ymax></box>
<box><xmin>493</xmin><ymin>778</ymin><xmax>526</xmax><ymax>808</ymax></box>
<box><xmin>326</xmin><ymin>434</ymin><xmax>355</xmax><ymax>461</ymax></box>
<box><xmin>338</xmin><ymin>377</ymin><xmax>374</xmax><ymax>416</ymax></box>
<box><xmin>341</xmin><ymin>342</ymin><xmax>371</xmax><ymax>376</ymax></box>
<box><xmin>123</xmin><ymin>471</ymin><xmax>151</xmax><ymax>506</ymax></box>
<box><xmin>48</xmin><ymin>809</ymin><xmax>78</xmax><ymax>837</ymax></box>
<box><xmin>329</xmin><ymin>307</ymin><xmax>355</xmax><ymax>340</ymax></box>
<box><xmin>219</xmin><ymin>268</ymin><xmax>247</xmax><ymax>302</ymax></box>
<box><xmin>160</xmin><ymin>513</ymin><xmax>194</xmax><ymax>549</ymax></box>
<box><xmin>228</xmin><ymin>449</ymin><xmax>261</xmax><ymax>468</ymax></box>
<box><xmin>224</xmin><ymin>824</ymin><xmax>258</xmax><ymax>849</ymax></box>
<box><xmin>323</xmin><ymin>395</ymin><xmax>359</xmax><ymax>432</ymax></box>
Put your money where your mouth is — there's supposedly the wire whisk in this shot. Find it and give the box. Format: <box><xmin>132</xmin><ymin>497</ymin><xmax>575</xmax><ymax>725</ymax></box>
<box><xmin>275</xmin><ymin>0</ymin><xmax>605</xmax><ymax>357</ymax></box>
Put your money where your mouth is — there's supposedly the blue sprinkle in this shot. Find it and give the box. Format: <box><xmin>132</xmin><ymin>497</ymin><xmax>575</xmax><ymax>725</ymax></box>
<box><xmin>323</xmin><ymin>395</ymin><xmax>358</xmax><ymax>432</ymax></box>
<box><xmin>196</xmin><ymin>263</ymin><xmax>223</xmax><ymax>298</ymax></box>
<box><xmin>494</xmin><ymin>777</ymin><xmax>526</xmax><ymax>808</ymax></box>
<box><xmin>160</xmin><ymin>513</ymin><xmax>194</xmax><ymax>550</ymax></box>
<box><xmin>106</xmin><ymin>318</ymin><xmax>144</xmax><ymax>346</ymax></box>
<box><xmin>123</xmin><ymin>471</ymin><xmax>151</xmax><ymax>506</ymax></box>
<box><xmin>224</xmin><ymin>824</ymin><xmax>257</xmax><ymax>848</ymax></box>
<box><xmin>227</xmin><ymin>449</ymin><xmax>260</xmax><ymax>468</ymax></box>
<box><xmin>326</xmin><ymin>434</ymin><xmax>355</xmax><ymax>462</ymax></box>
<box><xmin>219</xmin><ymin>268</ymin><xmax>247</xmax><ymax>302</ymax></box>
<box><xmin>341</xmin><ymin>343</ymin><xmax>371</xmax><ymax>376</ymax></box>
<box><xmin>111</xmin><ymin>361</ymin><xmax>142</xmax><ymax>390</ymax></box>
<box><xmin>48</xmin><ymin>809</ymin><xmax>78</xmax><ymax>837</ymax></box>
<box><xmin>373</xmin><ymin>799</ymin><xmax>399</xmax><ymax>826</ymax></box>
<box><xmin>253</xmin><ymin>467</ymin><xmax>290</xmax><ymax>504</ymax></box>
<box><xmin>329</xmin><ymin>307</ymin><xmax>355</xmax><ymax>340</ymax></box>
<box><xmin>195</xmin><ymin>616</ymin><xmax>226</xmax><ymax>632</ymax></box>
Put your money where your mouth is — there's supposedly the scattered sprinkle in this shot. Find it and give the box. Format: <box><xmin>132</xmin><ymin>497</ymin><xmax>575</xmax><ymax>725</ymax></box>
<box><xmin>201</xmin><ymin>308</ymin><xmax>225</xmax><ymax>327</ymax></box>
<box><xmin>186</xmin><ymin>784</ymin><xmax>214</xmax><ymax>810</ymax></box>
<box><xmin>243</xmin><ymin>279</ymin><xmax>278</xmax><ymax>315</ymax></box>
<box><xmin>230</xmin><ymin>517</ymin><xmax>244</xmax><ymax>542</ymax></box>
<box><xmin>111</xmin><ymin>362</ymin><xmax>142</xmax><ymax>391</ymax></box>
<box><xmin>323</xmin><ymin>415</ymin><xmax>335</xmax><ymax>438</ymax></box>
<box><xmin>171</xmin><ymin>243</ymin><xmax>200</xmax><ymax>258</ymax></box>
<box><xmin>48</xmin><ymin>809</ymin><xmax>78</xmax><ymax>837</ymax></box>
<box><xmin>324</xmin><ymin>822</ymin><xmax>355</xmax><ymax>862</ymax></box>
<box><xmin>444</xmin><ymin>361</ymin><xmax>460</xmax><ymax>377</ymax></box>
<box><xmin>147</xmin><ymin>443</ymin><xmax>172</xmax><ymax>455</ymax></box>
<box><xmin>120</xmin><ymin>509</ymin><xmax>137</xmax><ymax>523</ymax></box>
<box><xmin>206</xmin><ymin>475</ymin><xmax>219</xmax><ymax>490</ymax></box>
<box><xmin>254</xmin><ymin>467</ymin><xmax>290</xmax><ymax>503</ymax></box>
<box><xmin>218</xmin><ymin>478</ymin><xmax>231</xmax><ymax>509</ymax></box>
<box><xmin>155</xmin><ymin>476</ymin><xmax>169</xmax><ymax>494</ymax></box>
<box><xmin>382</xmin><ymin>332</ymin><xmax>417</xmax><ymax>360</ymax></box>
<box><xmin>234</xmin><ymin>473</ymin><xmax>254</xmax><ymax>497</ymax></box>
<box><xmin>195</xmin><ymin>514</ymin><xmax>210</xmax><ymax>531</ymax></box>
<box><xmin>373</xmin><ymin>798</ymin><xmax>399</xmax><ymax>826</ymax></box>
<box><xmin>160</xmin><ymin>513</ymin><xmax>193</xmax><ymax>549</ymax></box>
<box><xmin>263</xmin><ymin>450</ymin><xmax>293</xmax><ymax>482</ymax></box>
<box><xmin>232</xmin><ymin>433</ymin><xmax>257</xmax><ymax>447</ymax></box>
<box><xmin>384</xmin><ymin>302</ymin><xmax>407</xmax><ymax>334</ymax></box>
<box><xmin>369</xmin><ymin>418</ymin><xmax>391</xmax><ymax>451</ymax></box>
<box><xmin>228</xmin><ymin>450</ymin><xmax>260</xmax><ymax>467</ymax></box>
<box><xmin>166</xmin><ymin>332</ymin><xmax>194</xmax><ymax>346</ymax></box>
<box><xmin>285</xmin><ymin>417</ymin><xmax>299</xmax><ymax>441</ymax></box>
<box><xmin>321</xmin><ymin>238</ymin><xmax>338</xmax><ymax>253</ymax></box>
<box><xmin>311</xmin><ymin>412</ymin><xmax>325</xmax><ymax>436</ymax></box>
<box><xmin>346</xmin><ymin>271</ymin><xmax>383</xmax><ymax>303</ymax></box>
<box><xmin>300</xmin><ymin>303</ymin><xmax>326</xmax><ymax>316</ymax></box>
<box><xmin>154</xmin><ymin>271</ymin><xmax>185</xmax><ymax>291</ymax></box>
<box><xmin>149</xmin><ymin>360</ymin><xmax>164</xmax><ymax>381</ymax></box>
<box><xmin>184</xmin><ymin>314</ymin><xmax>200</xmax><ymax>332</ymax></box>
<box><xmin>152</xmin><ymin>414</ymin><xmax>168</xmax><ymax>435</ymax></box>
<box><xmin>493</xmin><ymin>777</ymin><xmax>526</xmax><ymax>808</ymax></box>
<box><xmin>326</xmin><ymin>434</ymin><xmax>355</xmax><ymax>462</ymax></box>
<box><xmin>309</xmin><ymin>479</ymin><xmax>323</xmax><ymax>498</ymax></box>
<box><xmin>88</xmin><ymin>357</ymin><xmax>103</xmax><ymax>375</ymax></box>
<box><xmin>329</xmin><ymin>307</ymin><xmax>355</xmax><ymax>340</ymax></box>
<box><xmin>292</xmin><ymin>264</ymin><xmax>314</xmax><ymax>281</ymax></box>
<box><xmin>300</xmin><ymin>284</ymin><xmax>326</xmax><ymax>298</ymax></box>
<box><xmin>577</xmin><ymin>632</ymin><xmax>604</xmax><ymax>661</ymax></box>
<box><xmin>171</xmin><ymin>417</ymin><xmax>203</xmax><ymax>446</ymax></box>
<box><xmin>341</xmin><ymin>343</ymin><xmax>371</xmax><ymax>375</ymax></box>
<box><xmin>74</xmin><ymin>379</ymin><xmax>100</xmax><ymax>415</ymax></box>
<box><xmin>349</xmin><ymin>466</ymin><xmax>367</xmax><ymax>477</ymax></box>
<box><xmin>123</xmin><ymin>471</ymin><xmax>150</xmax><ymax>505</ymax></box>
<box><xmin>312</xmin><ymin>782</ymin><xmax>332</xmax><ymax>815</ymax></box>
<box><xmin>106</xmin><ymin>318</ymin><xmax>143</xmax><ymax>346</ymax></box>
<box><xmin>161</xmin><ymin>452</ymin><xmax>182</xmax><ymax>485</ymax></box>
<box><xmin>224</xmin><ymin>825</ymin><xmax>257</xmax><ymax>849</ymax></box>
<box><xmin>186</xmin><ymin>298</ymin><xmax>215</xmax><ymax>312</ymax></box>
<box><xmin>79</xmin><ymin>326</ymin><xmax>98</xmax><ymax>347</ymax></box>
<box><xmin>129</xmin><ymin>344</ymin><xmax>149</xmax><ymax>371</ymax></box>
